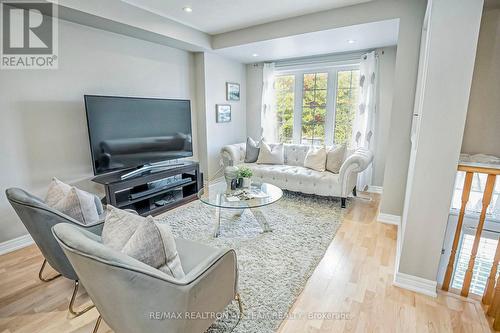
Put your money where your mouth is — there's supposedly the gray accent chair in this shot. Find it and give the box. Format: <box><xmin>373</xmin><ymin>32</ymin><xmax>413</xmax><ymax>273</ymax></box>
<box><xmin>52</xmin><ymin>223</ymin><xmax>241</xmax><ymax>333</ymax></box>
<box><xmin>6</xmin><ymin>187</ymin><xmax>105</xmax><ymax>316</ymax></box>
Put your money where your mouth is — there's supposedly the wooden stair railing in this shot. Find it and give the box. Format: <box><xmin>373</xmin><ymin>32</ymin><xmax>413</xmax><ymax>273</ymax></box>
<box><xmin>442</xmin><ymin>163</ymin><xmax>500</xmax><ymax>329</ymax></box>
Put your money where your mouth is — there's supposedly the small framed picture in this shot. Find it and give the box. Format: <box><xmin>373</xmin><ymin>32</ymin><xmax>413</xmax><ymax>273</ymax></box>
<box><xmin>216</xmin><ymin>104</ymin><xmax>231</xmax><ymax>123</ymax></box>
<box><xmin>226</xmin><ymin>82</ymin><xmax>240</xmax><ymax>101</ymax></box>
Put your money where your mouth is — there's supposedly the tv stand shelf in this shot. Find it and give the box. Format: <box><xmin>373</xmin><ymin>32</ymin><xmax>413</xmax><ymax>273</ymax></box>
<box><xmin>92</xmin><ymin>161</ymin><xmax>202</xmax><ymax>217</ymax></box>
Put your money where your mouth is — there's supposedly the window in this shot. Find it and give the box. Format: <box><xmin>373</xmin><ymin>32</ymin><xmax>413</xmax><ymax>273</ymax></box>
<box><xmin>275</xmin><ymin>75</ymin><xmax>295</xmax><ymax>143</ymax></box>
<box><xmin>274</xmin><ymin>65</ymin><xmax>360</xmax><ymax>146</ymax></box>
<box><xmin>335</xmin><ymin>70</ymin><xmax>359</xmax><ymax>145</ymax></box>
<box><xmin>302</xmin><ymin>73</ymin><xmax>328</xmax><ymax>145</ymax></box>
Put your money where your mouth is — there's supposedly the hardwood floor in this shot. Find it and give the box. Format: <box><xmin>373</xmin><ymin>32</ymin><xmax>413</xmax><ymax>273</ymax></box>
<box><xmin>0</xmin><ymin>193</ymin><xmax>491</xmax><ymax>333</ymax></box>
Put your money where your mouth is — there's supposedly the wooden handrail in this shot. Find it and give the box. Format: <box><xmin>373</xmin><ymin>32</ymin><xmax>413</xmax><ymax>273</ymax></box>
<box><xmin>461</xmin><ymin>174</ymin><xmax>496</xmax><ymax>297</ymax></box>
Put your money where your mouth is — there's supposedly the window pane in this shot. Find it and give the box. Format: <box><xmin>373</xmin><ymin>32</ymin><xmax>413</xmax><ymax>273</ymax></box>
<box><xmin>275</xmin><ymin>75</ymin><xmax>295</xmax><ymax>143</ymax></box>
<box><xmin>301</xmin><ymin>107</ymin><xmax>326</xmax><ymax>146</ymax></box>
<box><xmin>334</xmin><ymin>70</ymin><xmax>359</xmax><ymax>145</ymax></box>
<box><xmin>301</xmin><ymin>72</ymin><xmax>328</xmax><ymax>145</ymax></box>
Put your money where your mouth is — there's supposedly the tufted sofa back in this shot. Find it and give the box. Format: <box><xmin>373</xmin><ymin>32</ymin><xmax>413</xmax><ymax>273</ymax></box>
<box><xmin>283</xmin><ymin>144</ymin><xmax>310</xmax><ymax>166</ymax></box>
<box><xmin>221</xmin><ymin>142</ymin><xmax>349</xmax><ymax>168</ymax></box>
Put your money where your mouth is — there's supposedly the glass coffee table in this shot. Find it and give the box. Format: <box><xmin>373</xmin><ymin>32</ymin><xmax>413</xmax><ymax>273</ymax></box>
<box><xmin>197</xmin><ymin>181</ymin><xmax>283</xmax><ymax>237</ymax></box>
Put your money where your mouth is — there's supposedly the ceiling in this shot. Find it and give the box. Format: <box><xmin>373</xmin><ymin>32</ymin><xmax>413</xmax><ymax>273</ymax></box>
<box><xmin>214</xmin><ymin>19</ymin><xmax>399</xmax><ymax>63</ymax></box>
<box><xmin>120</xmin><ymin>0</ymin><xmax>372</xmax><ymax>34</ymax></box>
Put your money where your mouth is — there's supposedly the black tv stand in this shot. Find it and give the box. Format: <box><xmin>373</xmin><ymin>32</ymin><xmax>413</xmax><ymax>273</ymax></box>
<box><xmin>92</xmin><ymin>161</ymin><xmax>202</xmax><ymax>217</ymax></box>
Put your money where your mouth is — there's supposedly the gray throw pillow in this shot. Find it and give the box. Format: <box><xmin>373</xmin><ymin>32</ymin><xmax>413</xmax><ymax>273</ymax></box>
<box><xmin>245</xmin><ymin>137</ymin><xmax>260</xmax><ymax>163</ymax></box>
<box><xmin>102</xmin><ymin>206</ymin><xmax>185</xmax><ymax>279</ymax></box>
<box><xmin>46</xmin><ymin>178</ymin><xmax>99</xmax><ymax>225</ymax></box>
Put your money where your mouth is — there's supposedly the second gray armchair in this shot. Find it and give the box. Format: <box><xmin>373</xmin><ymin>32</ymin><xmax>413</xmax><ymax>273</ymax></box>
<box><xmin>52</xmin><ymin>222</ymin><xmax>241</xmax><ymax>333</ymax></box>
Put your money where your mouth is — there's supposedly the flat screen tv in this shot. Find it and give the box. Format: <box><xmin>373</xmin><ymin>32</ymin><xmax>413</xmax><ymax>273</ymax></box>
<box><xmin>84</xmin><ymin>95</ymin><xmax>193</xmax><ymax>176</ymax></box>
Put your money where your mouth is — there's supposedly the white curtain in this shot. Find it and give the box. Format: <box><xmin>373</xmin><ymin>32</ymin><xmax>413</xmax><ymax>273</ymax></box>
<box><xmin>351</xmin><ymin>51</ymin><xmax>378</xmax><ymax>191</ymax></box>
<box><xmin>261</xmin><ymin>62</ymin><xmax>276</xmax><ymax>142</ymax></box>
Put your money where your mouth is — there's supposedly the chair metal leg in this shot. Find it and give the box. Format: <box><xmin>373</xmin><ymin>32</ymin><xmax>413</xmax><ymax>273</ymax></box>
<box><xmin>92</xmin><ymin>315</ymin><xmax>102</xmax><ymax>333</ymax></box>
<box><xmin>69</xmin><ymin>280</ymin><xmax>95</xmax><ymax>317</ymax></box>
<box><xmin>341</xmin><ymin>197</ymin><xmax>347</xmax><ymax>208</ymax></box>
<box><xmin>352</xmin><ymin>186</ymin><xmax>357</xmax><ymax>197</ymax></box>
<box><xmin>38</xmin><ymin>259</ymin><xmax>62</xmax><ymax>282</ymax></box>
<box><xmin>235</xmin><ymin>293</ymin><xmax>243</xmax><ymax>314</ymax></box>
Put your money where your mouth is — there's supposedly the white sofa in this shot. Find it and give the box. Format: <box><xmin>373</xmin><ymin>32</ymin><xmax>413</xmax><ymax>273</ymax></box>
<box><xmin>220</xmin><ymin>143</ymin><xmax>373</xmax><ymax>208</ymax></box>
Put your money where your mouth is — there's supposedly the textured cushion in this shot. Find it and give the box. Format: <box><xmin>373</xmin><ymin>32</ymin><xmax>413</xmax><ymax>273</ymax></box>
<box><xmin>53</xmin><ymin>188</ymin><xmax>100</xmax><ymax>225</ymax></box>
<box><xmin>46</xmin><ymin>178</ymin><xmax>99</xmax><ymax>225</ymax></box>
<box><xmin>45</xmin><ymin>177</ymin><xmax>71</xmax><ymax>207</ymax></box>
<box><xmin>257</xmin><ymin>141</ymin><xmax>284</xmax><ymax>165</ymax></box>
<box><xmin>284</xmin><ymin>144</ymin><xmax>310</xmax><ymax>166</ymax></box>
<box><xmin>326</xmin><ymin>145</ymin><xmax>346</xmax><ymax>174</ymax></box>
<box><xmin>304</xmin><ymin>147</ymin><xmax>327</xmax><ymax>172</ymax></box>
<box><xmin>102</xmin><ymin>206</ymin><xmax>185</xmax><ymax>278</ymax></box>
<box><xmin>244</xmin><ymin>137</ymin><xmax>260</xmax><ymax>163</ymax></box>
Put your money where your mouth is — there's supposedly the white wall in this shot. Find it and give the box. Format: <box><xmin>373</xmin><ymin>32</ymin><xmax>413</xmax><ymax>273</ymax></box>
<box><xmin>0</xmin><ymin>18</ymin><xmax>197</xmax><ymax>243</ymax></box>
<box><xmin>196</xmin><ymin>53</ymin><xmax>247</xmax><ymax>179</ymax></box>
<box><xmin>397</xmin><ymin>0</ymin><xmax>483</xmax><ymax>282</ymax></box>
<box><xmin>461</xmin><ymin>8</ymin><xmax>500</xmax><ymax>157</ymax></box>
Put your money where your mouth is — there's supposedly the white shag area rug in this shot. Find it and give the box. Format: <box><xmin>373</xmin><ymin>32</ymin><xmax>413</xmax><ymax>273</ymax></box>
<box><xmin>157</xmin><ymin>191</ymin><xmax>345</xmax><ymax>333</ymax></box>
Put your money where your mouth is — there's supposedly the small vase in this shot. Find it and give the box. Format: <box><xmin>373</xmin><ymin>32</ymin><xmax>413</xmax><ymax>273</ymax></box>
<box><xmin>242</xmin><ymin>177</ymin><xmax>252</xmax><ymax>188</ymax></box>
<box><xmin>224</xmin><ymin>166</ymin><xmax>239</xmax><ymax>188</ymax></box>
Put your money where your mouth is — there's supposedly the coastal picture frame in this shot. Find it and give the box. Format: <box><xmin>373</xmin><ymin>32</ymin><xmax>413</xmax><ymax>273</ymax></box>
<box><xmin>216</xmin><ymin>104</ymin><xmax>231</xmax><ymax>123</ymax></box>
<box><xmin>226</xmin><ymin>82</ymin><xmax>240</xmax><ymax>101</ymax></box>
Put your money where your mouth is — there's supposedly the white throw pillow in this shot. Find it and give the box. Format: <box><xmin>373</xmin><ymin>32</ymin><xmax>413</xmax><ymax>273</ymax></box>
<box><xmin>326</xmin><ymin>144</ymin><xmax>346</xmax><ymax>174</ymax></box>
<box><xmin>257</xmin><ymin>141</ymin><xmax>284</xmax><ymax>165</ymax></box>
<box><xmin>46</xmin><ymin>178</ymin><xmax>99</xmax><ymax>225</ymax></box>
<box><xmin>304</xmin><ymin>147</ymin><xmax>327</xmax><ymax>172</ymax></box>
<box><xmin>102</xmin><ymin>206</ymin><xmax>185</xmax><ymax>279</ymax></box>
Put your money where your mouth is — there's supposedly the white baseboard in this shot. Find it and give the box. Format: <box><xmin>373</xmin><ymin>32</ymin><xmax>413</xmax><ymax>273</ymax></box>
<box><xmin>377</xmin><ymin>212</ymin><xmax>401</xmax><ymax>226</ymax></box>
<box><xmin>366</xmin><ymin>185</ymin><xmax>383</xmax><ymax>194</ymax></box>
<box><xmin>0</xmin><ymin>234</ymin><xmax>34</xmax><ymax>256</ymax></box>
<box><xmin>393</xmin><ymin>271</ymin><xmax>438</xmax><ymax>298</ymax></box>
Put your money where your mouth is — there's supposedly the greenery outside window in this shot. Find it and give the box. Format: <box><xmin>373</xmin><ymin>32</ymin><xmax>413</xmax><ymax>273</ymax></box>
<box><xmin>274</xmin><ymin>65</ymin><xmax>360</xmax><ymax>146</ymax></box>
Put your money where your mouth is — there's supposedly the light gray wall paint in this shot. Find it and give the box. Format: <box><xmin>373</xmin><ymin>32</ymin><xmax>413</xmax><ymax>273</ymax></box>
<box><xmin>0</xmin><ymin>19</ymin><xmax>197</xmax><ymax>243</ymax></box>
<box><xmin>197</xmin><ymin>53</ymin><xmax>247</xmax><ymax>179</ymax></box>
<box><xmin>398</xmin><ymin>0</ymin><xmax>483</xmax><ymax>281</ymax></box>
<box><xmin>246</xmin><ymin>63</ymin><xmax>264</xmax><ymax>140</ymax></box>
<box><xmin>244</xmin><ymin>47</ymin><xmax>396</xmax><ymax>187</ymax></box>
<box><xmin>461</xmin><ymin>8</ymin><xmax>500</xmax><ymax>157</ymax></box>
<box><xmin>194</xmin><ymin>53</ymin><xmax>209</xmax><ymax>177</ymax></box>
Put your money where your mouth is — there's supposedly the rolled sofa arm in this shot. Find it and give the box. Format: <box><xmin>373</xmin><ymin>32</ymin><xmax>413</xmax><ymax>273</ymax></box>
<box><xmin>220</xmin><ymin>143</ymin><xmax>246</xmax><ymax>167</ymax></box>
<box><xmin>339</xmin><ymin>148</ymin><xmax>374</xmax><ymax>197</ymax></box>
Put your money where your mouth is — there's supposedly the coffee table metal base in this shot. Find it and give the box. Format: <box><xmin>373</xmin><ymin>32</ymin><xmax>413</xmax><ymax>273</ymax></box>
<box><xmin>213</xmin><ymin>206</ymin><xmax>272</xmax><ymax>238</ymax></box>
